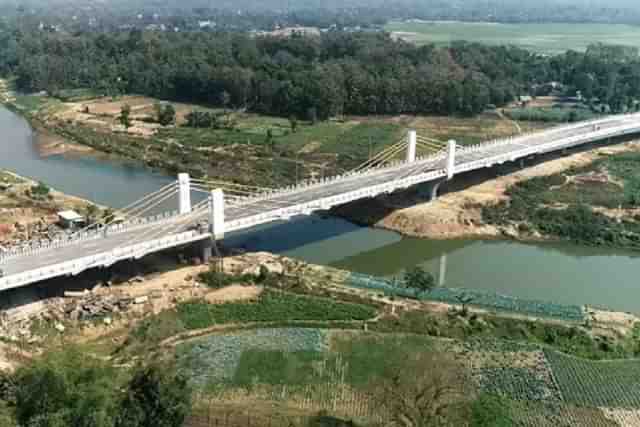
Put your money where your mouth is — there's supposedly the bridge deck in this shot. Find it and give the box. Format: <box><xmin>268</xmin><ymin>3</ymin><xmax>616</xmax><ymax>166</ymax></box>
<box><xmin>1</xmin><ymin>114</ymin><xmax>639</xmax><ymax>290</ymax></box>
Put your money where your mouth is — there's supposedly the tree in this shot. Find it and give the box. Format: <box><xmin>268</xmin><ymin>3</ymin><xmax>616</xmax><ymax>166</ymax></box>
<box><xmin>455</xmin><ymin>293</ymin><xmax>475</xmax><ymax>316</ymax></box>
<box><xmin>117</xmin><ymin>363</ymin><xmax>191</xmax><ymax>427</ymax></box>
<box><xmin>84</xmin><ymin>204</ymin><xmax>100</xmax><ymax>225</ymax></box>
<box><xmin>158</xmin><ymin>104</ymin><xmax>176</xmax><ymax>126</ymax></box>
<box><xmin>374</xmin><ymin>352</ymin><xmax>470</xmax><ymax>427</ymax></box>
<box><xmin>289</xmin><ymin>115</ymin><xmax>298</xmax><ymax>133</ymax></box>
<box><xmin>30</xmin><ymin>182</ymin><xmax>50</xmax><ymax>199</ymax></box>
<box><xmin>119</xmin><ymin>104</ymin><xmax>132</xmax><ymax>129</ymax></box>
<box><xmin>266</xmin><ymin>128</ymin><xmax>275</xmax><ymax>152</ymax></box>
<box><xmin>14</xmin><ymin>349</ymin><xmax>120</xmax><ymax>427</ymax></box>
<box><xmin>404</xmin><ymin>267</ymin><xmax>435</xmax><ymax>296</ymax></box>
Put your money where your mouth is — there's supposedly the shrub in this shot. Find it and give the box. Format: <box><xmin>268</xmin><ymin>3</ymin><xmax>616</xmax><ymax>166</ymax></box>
<box><xmin>13</xmin><ymin>348</ymin><xmax>120</xmax><ymax>427</ymax></box>
<box><xmin>471</xmin><ymin>394</ymin><xmax>513</xmax><ymax>427</ymax></box>
<box><xmin>177</xmin><ymin>290</ymin><xmax>376</xmax><ymax>330</ymax></box>
<box><xmin>117</xmin><ymin>363</ymin><xmax>191</xmax><ymax>427</ymax></box>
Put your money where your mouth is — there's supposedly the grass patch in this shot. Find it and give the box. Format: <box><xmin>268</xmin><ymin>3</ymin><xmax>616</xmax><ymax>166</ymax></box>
<box><xmin>52</xmin><ymin>88</ymin><xmax>102</xmax><ymax>102</ymax></box>
<box><xmin>385</xmin><ymin>21</ymin><xmax>640</xmax><ymax>54</ymax></box>
<box><xmin>233</xmin><ymin>350</ymin><xmax>321</xmax><ymax>387</ymax></box>
<box><xmin>504</xmin><ymin>107</ymin><xmax>599</xmax><ymax>123</ymax></box>
<box><xmin>372</xmin><ymin>309</ymin><xmax>638</xmax><ymax>361</ymax></box>
<box><xmin>330</xmin><ymin>333</ymin><xmax>433</xmax><ymax>386</ymax></box>
<box><xmin>12</xmin><ymin>95</ymin><xmax>51</xmax><ymax>113</ymax></box>
<box><xmin>177</xmin><ymin>290</ymin><xmax>376</xmax><ymax>330</ymax></box>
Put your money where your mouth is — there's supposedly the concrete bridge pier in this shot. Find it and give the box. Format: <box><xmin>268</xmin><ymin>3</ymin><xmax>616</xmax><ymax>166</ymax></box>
<box><xmin>199</xmin><ymin>188</ymin><xmax>225</xmax><ymax>263</ymax></box>
<box><xmin>416</xmin><ymin>178</ymin><xmax>446</xmax><ymax>201</ymax></box>
<box><xmin>200</xmin><ymin>239</ymin><xmax>213</xmax><ymax>263</ymax></box>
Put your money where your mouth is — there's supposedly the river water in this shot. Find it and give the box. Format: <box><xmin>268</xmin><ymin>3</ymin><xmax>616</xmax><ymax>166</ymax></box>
<box><xmin>2</xmin><ymin>105</ymin><xmax>640</xmax><ymax>313</ymax></box>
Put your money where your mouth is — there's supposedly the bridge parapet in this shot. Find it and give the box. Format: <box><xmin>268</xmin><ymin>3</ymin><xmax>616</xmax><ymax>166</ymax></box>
<box><xmin>0</xmin><ymin>210</ymin><xmax>181</xmax><ymax>264</ymax></box>
<box><xmin>0</xmin><ymin>229</ymin><xmax>209</xmax><ymax>292</ymax></box>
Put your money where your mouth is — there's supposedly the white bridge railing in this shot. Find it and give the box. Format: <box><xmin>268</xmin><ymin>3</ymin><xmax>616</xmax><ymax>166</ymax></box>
<box><xmin>0</xmin><ymin>210</ymin><xmax>180</xmax><ymax>263</ymax></box>
<box><xmin>0</xmin><ymin>229</ymin><xmax>209</xmax><ymax>292</ymax></box>
<box><xmin>1</xmin><ymin>112</ymin><xmax>640</xmax><ymax>290</ymax></box>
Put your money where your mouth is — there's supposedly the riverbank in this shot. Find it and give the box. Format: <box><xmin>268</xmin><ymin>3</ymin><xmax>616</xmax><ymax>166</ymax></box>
<box><xmin>0</xmin><ymin>81</ymin><xmax>548</xmax><ymax>187</ymax></box>
<box><xmin>335</xmin><ymin>139</ymin><xmax>640</xmax><ymax>244</ymax></box>
<box><xmin>2</xmin><ymin>251</ymin><xmax>640</xmax><ymax>426</ymax></box>
<box><xmin>0</xmin><ymin>169</ymin><xmax>101</xmax><ymax>246</ymax></box>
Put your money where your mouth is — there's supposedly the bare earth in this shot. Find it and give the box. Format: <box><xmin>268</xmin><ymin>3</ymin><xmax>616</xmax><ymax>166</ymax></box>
<box><xmin>375</xmin><ymin>141</ymin><xmax>640</xmax><ymax>239</ymax></box>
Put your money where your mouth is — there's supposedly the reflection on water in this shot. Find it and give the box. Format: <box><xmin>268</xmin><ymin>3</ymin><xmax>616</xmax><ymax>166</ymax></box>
<box><xmin>233</xmin><ymin>216</ymin><xmax>640</xmax><ymax>313</ymax></box>
<box><xmin>0</xmin><ymin>105</ymin><xmax>173</xmax><ymax>208</ymax></box>
<box><xmin>4</xmin><ymin>104</ymin><xmax>640</xmax><ymax>313</ymax></box>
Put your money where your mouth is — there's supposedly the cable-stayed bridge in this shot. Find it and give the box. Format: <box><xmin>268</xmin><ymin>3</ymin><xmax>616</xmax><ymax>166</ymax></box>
<box><xmin>2</xmin><ymin>113</ymin><xmax>640</xmax><ymax>291</ymax></box>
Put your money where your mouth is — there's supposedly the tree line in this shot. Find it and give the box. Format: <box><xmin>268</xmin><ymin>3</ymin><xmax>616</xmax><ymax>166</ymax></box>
<box><xmin>2</xmin><ymin>28</ymin><xmax>640</xmax><ymax>119</ymax></box>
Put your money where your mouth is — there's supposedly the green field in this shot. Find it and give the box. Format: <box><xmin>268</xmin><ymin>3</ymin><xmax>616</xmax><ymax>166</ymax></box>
<box><xmin>386</xmin><ymin>21</ymin><xmax>640</xmax><ymax>54</ymax></box>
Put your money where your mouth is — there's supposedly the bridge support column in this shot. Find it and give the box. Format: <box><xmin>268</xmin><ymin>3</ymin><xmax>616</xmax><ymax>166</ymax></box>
<box><xmin>178</xmin><ymin>173</ymin><xmax>192</xmax><ymax>214</ymax></box>
<box><xmin>446</xmin><ymin>140</ymin><xmax>456</xmax><ymax>180</ymax></box>
<box><xmin>200</xmin><ymin>239</ymin><xmax>213</xmax><ymax>263</ymax></box>
<box><xmin>406</xmin><ymin>130</ymin><xmax>417</xmax><ymax>163</ymax></box>
<box><xmin>417</xmin><ymin>178</ymin><xmax>446</xmax><ymax>201</ymax></box>
<box><xmin>208</xmin><ymin>189</ymin><xmax>225</xmax><ymax>240</ymax></box>
<box><xmin>519</xmin><ymin>158</ymin><xmax>525</xmax><ymax>169</ymax></box>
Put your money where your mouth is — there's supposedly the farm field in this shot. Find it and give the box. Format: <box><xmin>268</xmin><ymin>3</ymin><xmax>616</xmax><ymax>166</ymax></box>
<box><xmin>13</xmin><ymin>91</ymin><xmax>544</xmax><ymax>186</ymax></box>
<box><xmin>176</xmin><ymin>327</ymin><xmax>640</xmax><ymax>426</ymax></box>
<box><xmin>386</xmin><ymin>21</ymin><xmax>640</xmax><ymax>54</ymax></box>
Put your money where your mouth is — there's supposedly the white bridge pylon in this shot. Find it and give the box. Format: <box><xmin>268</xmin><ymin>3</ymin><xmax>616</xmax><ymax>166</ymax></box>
<box><xmin>4</xmin><ymin>112</ymin><xmax>640</xmax><ymax>292</ymax></box>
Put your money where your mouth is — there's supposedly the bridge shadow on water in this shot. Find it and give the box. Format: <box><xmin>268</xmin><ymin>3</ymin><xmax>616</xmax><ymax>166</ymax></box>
<box><xmin>2</xmin><ymin>133</ymin><xmax>638</xmax><ymax>312</ymax></box>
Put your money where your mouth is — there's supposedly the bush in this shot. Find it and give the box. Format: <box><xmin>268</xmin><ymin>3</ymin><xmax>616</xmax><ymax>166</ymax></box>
<box><xmin>177</xmin><ymin>290</ymin><xmax>376</xmax><ymax>330</ymax></box>
<box><xmin>117</xmin><ymin>363</ymin><xmax>191</xmax><ymax>427</ymax></box>
<box><xmin>470</xmin><ymin>394</ymin><xmax>513</xmax><ymax>427</ymax></box>
<box><xmin>13</xmin><ymin>349</ymin><xmax>120</xmax><ymax>427</ymax></box>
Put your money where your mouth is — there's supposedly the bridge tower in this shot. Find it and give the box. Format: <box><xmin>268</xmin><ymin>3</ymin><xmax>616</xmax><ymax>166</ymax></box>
<box><xmin>178</xmin><ymin>173</ymin><xmax>192</xmax><ymax>214</ymax></box>
<box><xmin>208</xmin><ymin>188</ymin><xmax>225</xmax><ymax>240</ymax></box>
<box><xmin>406</xmin><ymin>130</ymin><xmax>417</xmax><ymax>163</ymax></box>
<box><xmin>200</xmin><ymin>189</ymin><xmax>225</xmax><ymax>263</ymax></box>
<box><xmin>446</xmin><ymin>140</ymin><xmax>456</xmax><ymax>180</ymax></box>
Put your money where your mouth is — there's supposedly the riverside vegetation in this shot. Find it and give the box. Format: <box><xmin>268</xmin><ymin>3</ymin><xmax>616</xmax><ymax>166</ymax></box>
<box><xmin>1</xmin><ymin>252</ymin><xmax>640</xmax><ymax>426</ymax></box>
<box><xmin>482</xmin><ymin>150</ymin><xmax>640</xmax><ymax>250</ymax></box>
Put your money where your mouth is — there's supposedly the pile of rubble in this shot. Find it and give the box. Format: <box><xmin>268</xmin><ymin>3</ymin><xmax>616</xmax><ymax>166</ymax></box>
<box><xmin>60</xmin><ymin>292</ymin><xmax>136</xmax><ymax>322</ymax></box>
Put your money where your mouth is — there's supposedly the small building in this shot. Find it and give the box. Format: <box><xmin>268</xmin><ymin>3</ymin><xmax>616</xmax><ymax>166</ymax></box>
<box><xmin>57</xmin><ymin>210</ymin><xmax>85</xmax><ymax>230</ymax></box>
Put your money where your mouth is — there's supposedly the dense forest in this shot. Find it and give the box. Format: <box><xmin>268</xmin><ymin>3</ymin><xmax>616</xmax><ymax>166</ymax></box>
<box><xmin>1</xmin><ymin>28</ymin><xmax>640</xmax><ymax>119</ymax></box>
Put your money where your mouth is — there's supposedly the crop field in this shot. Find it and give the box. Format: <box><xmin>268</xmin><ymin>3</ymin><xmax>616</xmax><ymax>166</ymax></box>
<box><xmin>175</xmin><ymin>326</ymin><xmax>640</xmax><ymax>425</ymax></box>
<box><xmin>177</xmin><ymin>330</ymin><xmax>439</xmax><ymax>421</ymax></box>
<box><xmin>545</xmin><ymin>350</ymin><xmax>640</xmax><ymax>408</ymax></box>
<box><xmin>176</xmin><ymin>290</ymin><xmax>377</xmax><ymax>330</ymax></box>
<box><xmin>177</xmin><ymin>328</ymin><xmax>329</xmax><ymax>388</ymax></box>
<box><xmin>386</xmin><ymin>21</ymin><xmax>640</xmax><ymax>54</ymax></box>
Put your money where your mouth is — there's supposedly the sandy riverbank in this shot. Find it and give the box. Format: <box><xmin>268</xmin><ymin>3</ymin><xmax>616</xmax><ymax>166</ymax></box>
<box><xmin>335</xmin><ymin>140</ymin><xmax>640</xmax><ymax>240</ymax></box>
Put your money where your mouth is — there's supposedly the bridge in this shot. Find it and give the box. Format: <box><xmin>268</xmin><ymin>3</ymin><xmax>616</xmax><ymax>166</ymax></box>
<box><xmin>2</xmin><ymin>113</ymin><xmax>640</xmax><ymax>292</ymax></box>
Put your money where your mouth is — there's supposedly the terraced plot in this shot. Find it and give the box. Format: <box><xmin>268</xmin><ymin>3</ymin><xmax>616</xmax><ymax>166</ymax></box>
<box><xmin>545</xmin><ymin>350</ymin><xmax>640</xmax><ymax>408</ymax></box>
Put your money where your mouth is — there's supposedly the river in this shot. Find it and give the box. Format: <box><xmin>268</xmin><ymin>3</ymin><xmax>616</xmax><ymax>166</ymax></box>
<box><xmin>2</xmin><ymin>105</ymin><xmax>640</xmax><ymax>313</ymax></box>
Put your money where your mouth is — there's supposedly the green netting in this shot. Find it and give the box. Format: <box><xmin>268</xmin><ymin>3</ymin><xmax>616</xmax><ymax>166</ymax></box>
<box><xmin>347</xmin><ymin>272</ymin><xmax>584</xmax><ymax>321</ymax></box>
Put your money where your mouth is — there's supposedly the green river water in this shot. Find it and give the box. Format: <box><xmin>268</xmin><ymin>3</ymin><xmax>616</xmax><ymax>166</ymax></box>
<box><xmin>2</xmin><ymin>105</ymin><xmax>640</xmax><ymax>313</ymax></box>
